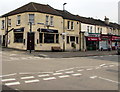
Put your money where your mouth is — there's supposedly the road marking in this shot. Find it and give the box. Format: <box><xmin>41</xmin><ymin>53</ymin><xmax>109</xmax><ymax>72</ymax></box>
<box><xmin>98</xmin><ymin>77</ymin><xmax>120</xmax><ymax>84</ymax></box>
<box><xmin>72</xmin><ymin>73</ymin><xmax>82</xmax><ymax>76</ymax></box>
<box><xmin>21</xmin><ymin>76</ymin><xmax>34</xmax><ymax>79</ymax></box>
<box><xmin>38</xmin><ymin>74</ymin><xmax>49</xmax><ymax>77</ymax></box>
<box><xmin>103</xmin><ymin>66</ymin><xmax>108</xmax><ymax>68</ymax></box>
<box><xmin>43</xmin><ymin>77</ymin><xmax>56</xmax><ymax>81</ymax></box>
<box><xmin>25</xmin><ymin>79</ymin><xmax>39</xmax><ymax>83</ymax></box>
<box><xmin>100</xmin><ymin>64</ymin><xmax>106</xmax><ymax>67</ymax></box>
<box><xmin>53</xmin><ymin>73</ymin><xmax>63</xmax><ymax>75</ymax></box>
<box><xmin>21</xmin><ymin>57</ymin><xmax>28</xmax><ymax>60</ymax></box>
<box><xmin>64</xmin><ymin>68</ymin><xmax>74</xmax><ymax>71</ymax></box>
<box><xmin>2</xmin><ymin>78</ymin><xmax>16</xmax><ymax>82</ymax></box>
<box><xmin>95</xmin><ymin>67</ymin><xmax>100</xmax><ymax>69</ymax></box>
<box><xmin>10</xmin><ymin>57</ymin><xmax>19</xmax><ymax>60</ymax></box>
<box><xmin>9</xmin><ymin>54</ymin><xmax>17</xmax><ymax>56</ymax></box>
<box><xmin>90</xmin><ymin>76</ymin><xmax>97</xmax><ymax>79</ymax></box>
<box><xmin>5</xmin><ymin>82</ymin><xmax>20</xmax><ymax>86</ymax></box>
<box><xmin>65</xmin><ymin>71</ymin><xmax>74</xmax><ymax>74</ymax></box>
<box><xmin>58</xmin><ymin>75</ymin><xmax>70</xmax><ymax>78</ymax></box>
<box><xmin>56</xmin><ymin>70</ymin><xmax>65</xmax><ymax>72</ymax></box>
<box><xmin>77</xmin><ymin>69</ymin><xmax>84</xmax><ymax>72</ymax></box>
<box><xmin>86</xmin><ymin>68</ymin><xmax>93</xmax><ymax>71</ymax></box>
<box><xmin>0</xmin><ymin>73</ymin><xmax>17</xmax><ymax>78</ymax></box>
<box><xmin>109</xmin><ymin>65</ymin><xmax>115</xmax><ymax>67</ymax></box>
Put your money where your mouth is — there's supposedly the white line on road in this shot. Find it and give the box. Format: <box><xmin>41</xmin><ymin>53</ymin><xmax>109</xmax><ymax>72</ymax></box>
<box><xmin>43</xmin><ymin>77</ymin><xmax>56</xmax><ymax>81</ymax></box>
<box><xmin>58</xmin><ymin>75</ymin><xmax>70</xmax><ymax>78</ymax></box>
<box><xmin>90</xmin><ymin>76</ymin><xmax>97</xmax><ymax>79</ymax></box>
<box><xmin>77</xmin><ymin>69</ymin><xmax>84</xmax><ymax>72</ymax></box>
<box><xmin>53</xmin><ymin>73</ymin><xmax>63</xmax><ymax>75</ymax></box>
<box><xmin>100</xmin><ymin>64</ymin><xmax>106</xmax><ymax>67</ymax></box>
<box><xmin>2</xmin><ymin>78</ymin><xmax>16</xmax><ymax>82</ymax></box>
<box><xmin>38</xmin><ymin>74</ymin><xmax>49</xmax><ymax>77</ymax></box>
<box><xmin>103</xmin><ymin>66</ymin><xmax>108</xmax><ymax>68</ymax></box>
<box><xmin>5</xmin><ymin>82</ymin><xmax>20</xmax><ymax>86</ymax></box>
<box><xmin>95</xmin><ymin>67</ymin><xmax>100</xmax><ymax>69</ymax></box>
<box><xmin>0</xmin><ymin>73</ymin><xmax>17</xmax><ymax>78</ymax></box>
<box><xmin>98</xmin><ymin>77</ymin><xmax>120</xmax><ymax>84</ymax></box>
<box><xmin>109</xmin><ymin>65</ymin><xmax>115</xmax><ymax>67</ymax></box>
<box><xmin>72</xmin><ymin>73</ymin><xmax>82</xmax><ymax>76</ymax></box>
<box><xmin>56</xmin><ymin>70</ymin><xmax>65</xmax><ymax>72</ymax></box>
<box><xmin>21</xmin><ymin>76</ymin><xmax>34</xmax><ymax>79</ymax></box>
<box><xmin>25</xmin><ymin>79</ymin><xmax>39</xmax><ymax>83</ymax></box>
<box><xmin>86</xmin><ymin>68</ymin><xmax>93</xmax><ymax>71</ymax></box>
<box><xmin>65</xmin><ymin>71</ymin><xmax>74</xmax><ymax>74</ymax></box>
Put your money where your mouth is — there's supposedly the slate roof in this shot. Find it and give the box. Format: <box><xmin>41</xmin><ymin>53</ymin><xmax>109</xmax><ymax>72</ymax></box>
<box><xmin>1</xmin><ymin>2</ymin><xmax>62</xmax><ymax>17</ymax></box>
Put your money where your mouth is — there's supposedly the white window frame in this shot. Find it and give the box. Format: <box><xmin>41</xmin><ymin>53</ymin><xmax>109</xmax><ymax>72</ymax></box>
<box><xmin>87</xmin><ymin>26</ymin><xmax>89</xmax><ymax>33</ymax></box>
<box><xmin>8</xmin><ymin>19</ymin><xmax>11</xmax><ymax>26</ymax></box>
<box><xmin>46</xmin><ymin>15</ymin><xmax>49</xmax><ymax>26</ymax></box>
<box><xmin>17</xmin><ymin>15</ymin><xmax>21</xmax><ymax>25</ymax></box>
<box><xmin>50</xmin><ymin>16</ymin><xmax>54</xmax><ymax>26</ymax></box>
<box><xmin>71</xmin><ymin>21</ymin><xmax>74</xmax><ymax>30</ymax></box>
<box><xmin>1</xmin><ymin>20</ymin><xmax>4</xmax><ymax>29</ymax></box>
<box><xmin>29</xmin><ymin>14</ymin><xmax>34</xmax><ymax>24</ymax></box>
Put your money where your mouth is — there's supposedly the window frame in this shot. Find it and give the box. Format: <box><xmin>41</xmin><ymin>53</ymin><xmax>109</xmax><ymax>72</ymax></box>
<box><xmin>1</xmin><ymin>20</ymin><xmax>4</xmax><ymax>29</ymax></box>
<box><xmin>8</xmin><ymin>19</ymin><xmax>11</xmax><ymax>27</ymax></box>
<box><xmin>29</xmin><ymin>14</ymin><xmax>34</xmax><ymax>24</ymax></box>
<box><xmin>17</xmin><ymin>15</ymin><xmax>21</xmax><ymax>25</ymax></box>
<box><xmin>14</xmin><ymin>32</ymin><xmax>24</xmax><ymax>43</ymax></box>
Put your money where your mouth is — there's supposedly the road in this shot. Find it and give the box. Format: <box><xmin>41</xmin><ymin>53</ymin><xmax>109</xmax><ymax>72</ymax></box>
<box><xmin>1</xmin><ymin>50</ymin><xmax>119</xmax><ymax>91</ymax></box>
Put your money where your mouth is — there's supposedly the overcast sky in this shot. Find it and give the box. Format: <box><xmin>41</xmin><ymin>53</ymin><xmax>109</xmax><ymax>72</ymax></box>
<box><xmin>0</xmin><ymin>0</ymin><xmax>119</xmax><ymax>23</ymax></box>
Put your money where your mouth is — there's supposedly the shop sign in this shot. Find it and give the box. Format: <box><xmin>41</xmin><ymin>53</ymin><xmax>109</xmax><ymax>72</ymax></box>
<box><xmin>87</xmin><ymin>37</ymin><xmax>101</xmax><ymax>41</ymax></box>
<box><xmin>14</xmin><ymin>28</ymin><xmax>24</xmax><ymax>32</ymax></box>
<box><xmin>88</xmin><ymin>33</ymin><xmax>100</xmax><ymax>37</ymax></box>
<box><xmin>112</xmin><ymin>36</ymin><xmax>120</xmax><ymax>41</ymax></box>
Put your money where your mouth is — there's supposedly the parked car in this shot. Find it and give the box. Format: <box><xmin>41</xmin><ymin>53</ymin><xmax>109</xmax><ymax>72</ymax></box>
<box><xmin>117</xmin><ymin>47</ymin><xmax>120</xmax><ymax>55</ymax></box>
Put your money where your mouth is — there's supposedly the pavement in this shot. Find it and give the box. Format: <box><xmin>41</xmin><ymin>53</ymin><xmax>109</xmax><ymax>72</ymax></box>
<box><xmin>1</xmin><ymin>47</ymin><xmax>117</xmax><ymax>58</ymax></box>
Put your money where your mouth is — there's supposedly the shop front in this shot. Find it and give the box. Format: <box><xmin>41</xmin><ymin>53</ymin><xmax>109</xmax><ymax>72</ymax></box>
<box><xmin>86</xmin><ymin>33</ymin><xmax>101</xmax><ymax>50</ymax></box>
<box><xmin>111</xmin><ymin>36</ymin><xmax>120</xmax><ymax>50</ymax></box>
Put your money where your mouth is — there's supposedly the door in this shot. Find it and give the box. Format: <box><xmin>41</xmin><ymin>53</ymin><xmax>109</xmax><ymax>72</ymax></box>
<box><xmin>27</xmin><ymin>32</ymin><xmax>35</xmax><ymax>50</ymax></box>
<box><xmin>2</xmin><ymin>35</ymin><xmax>5</xmax><ymax>46</ymax></box>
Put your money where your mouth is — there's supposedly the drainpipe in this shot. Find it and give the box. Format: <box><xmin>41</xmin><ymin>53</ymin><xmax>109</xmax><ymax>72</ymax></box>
<box><xmin>5</xmin><ymin>16</ymin><xmax>8</xmax><ymax>47</ymax></box>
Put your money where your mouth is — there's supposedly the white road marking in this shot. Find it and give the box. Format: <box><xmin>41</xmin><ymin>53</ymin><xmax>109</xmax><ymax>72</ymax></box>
<box><xmin>86</xmin><ymin>68</ymin><xmax>93</xmax><ymax>71</ymax></box>
<box><xmin>58</xmin><ymin>75</ymin><xmax>70</xmax><ymax>78</ymax></box>
<box><xmin>0</xmin><ymin>73</ymin><xmax>17</xmax><ymax>78</ymax></box>
<box><xmin>103</xmin><ymin>66</ymin><xmax>108</xmax><ymax>68</ymax></box>
<box><xmin>56</xmin><ymin>70</ymin><xmax>65</xmax><ymax>72</ymax></box>
<box><xmin>5</xmin><ymin>82</ymin><xmax>20</xmax><ymax>86</ymax></box>
<box><xmin>77</xmin><ymin>69</ymin><xmax>84</xmax><ymax>72</ymax></box>
<box><xmin>53</xmin><ymin>73</ymin><xmax>63</xmax><ymax>75</ymax></box>
<box><xmin>21</xmin><ymin>76</ymin><xmax>34</xmax><ymax>79</ymax></box>
<box><xmin>43</xmin><ymin>77</ymin><xmax>56</xmax><ymax>81</ymax></box>
<box><xmin>9</xmin><ymin>54</ymin><xmax>17</xmax><ymax>56</ymax></box>
<box><xmin>65</xmin><ymin>71</ymin><xmax>74</xmax><ymax>74</ymax></box>
<box><xmin>72</xmin><ymin>73</ymin><xmax>82</xmax><ymax>76</ymax></box>
<box><xmin>98</xmin><ymin>77</ymin><xmax>120</xmax><ymax>84</ymax></box>
<box><xmin>95</xmin><ymin>67</ymin><xmax>100</xmax><ymax>69</ymax></box>
<box><xmin>2</xmin><ymin>78</ymin><xmax>16</xmax><ymax>82</ymax></box>
<box><xmin>90</xmin><ymin>76</ymin><xmax>97</xmax><ymax>79</ymax></box>
<box><xmin>109</xmin><ymin>65</ymin><xmax>115</xmax><ymax>67</ymax></box>
<box><xmin>10</xmin><ymin>57</ymin><xmax>19</xmax><ymax>60</ymax></box>
<box><xmin>100</xmin><ymin>56</ymin><xmax>104</xmax><ymax>57</ymax></box>
<box><xmin>38</xmin><ymin>74</ymin><xmax>49</xmax><ymax>77</ymax></box>
<box><xmin>21</xmin><ymin>57</ymin><xmax>28</xmax><ymax>60</ymax></box>
<box><xmin>25</xmin><ymin>79</ymin><xmax>39</xmax><ymax>83</ymax></box>
<box><xmin>64</xmin><ymin>68</ymin><xmax>74</xmax><ymax>71</ymax></box>
<box><xmin>100</xmin><ymin>64</ymin><xmax>106</xmax><ymax>67</ymax></box>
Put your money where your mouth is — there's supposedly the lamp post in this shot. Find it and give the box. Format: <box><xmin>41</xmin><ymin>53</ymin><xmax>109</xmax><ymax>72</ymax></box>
<box><xmin>29</xmin><ymin>22</ymin><xmax>32</xmax><ymax>53</ymax></box>
<box><xmin>62</xmin><ymin>3</ymin><xmax>67</xmax><ymax>51</ymax></box>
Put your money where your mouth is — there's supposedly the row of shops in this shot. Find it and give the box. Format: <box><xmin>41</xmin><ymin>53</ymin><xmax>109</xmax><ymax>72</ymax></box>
<box><xmin>86</xmin><ymin>33</ymin><xmax>120</xmax><ymax>51</ymax></box>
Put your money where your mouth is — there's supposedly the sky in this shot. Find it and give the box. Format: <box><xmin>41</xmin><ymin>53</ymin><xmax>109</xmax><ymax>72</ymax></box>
<box><xmin>0</xmin><ymin>0</ymin><xmax>119</xmax><ymax>23</ymax></box>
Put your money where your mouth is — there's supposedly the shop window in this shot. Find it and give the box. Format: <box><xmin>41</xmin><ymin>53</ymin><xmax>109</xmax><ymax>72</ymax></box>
<box><xmin>71</xmin><ymin>22</ymin><xmax>74</xmax><ymax>30</ymax></box>
<box><xmin>56</xmin><ymin>34</ymin><xmax>59</xmax><ymax>43</ymax></box>
<box><xmin>8</xmin><ymin>19</ymin><xmax>11</xmax><ymax>26</ymax></box>
<box><xmin>76</xmin><ymin>37</ymin><xmax>79</xmax><ymax>44</ymax></box>
<box><xmin>67</xmin><ymin>36</ymin><xmax>69</xmax><ymax>44</ymax></box>
<box><xmin>39</xmin><ymin>33</ymin><xmax>43</xmax><ymax>43</ymax></box>
<box><xmin>17</xmin><ymin>15</ymin><xmax>21</xmax><ymax>25</ymax></box>
<box><xmin>29</xmin><ymin>14</ymin><xmax>34</xmax><ymax>24</ymax></box>
<box><xmin>1</xmin><ymin>20</ymin><xmax>4</xmax><ymax>29</ymax></box>
<box><xmin>67</xmin><ymin>21</ymin><xmax>70</xmax><ymax>30</ymax></box>
<box><xmin>14</xmin><ymin>33</ymin><xmax>23</xmax><ymax>43</ymax></box>
<box><xmin>70</xmin><ymin>36</ymin><xmax>75</xmax><ymax>42</ymax></box>
<box><xmin>44</xmin><ymin>34</ymin><xmax>54</xmax><ymax>43</ymax></box>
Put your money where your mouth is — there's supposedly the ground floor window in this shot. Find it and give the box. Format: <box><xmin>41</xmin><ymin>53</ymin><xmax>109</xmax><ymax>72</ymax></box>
<box><xmin>14</xmin><ymin>33</ymin><xmax>23</xmax><ymax>43</ymax></box>
<box><xmin>86</xmin><ymin>41</ymin><xmax>99</xmax><ymax>50</ymax></box>
<box><xmin>70</xmin><ymin>36</ymin><xmax>75</xmax><ymax>42</ymax></box>
<box><xmin>39</xmin><ymin>33</ymin><xmax>59</xmax><ymax>43</ymax></box>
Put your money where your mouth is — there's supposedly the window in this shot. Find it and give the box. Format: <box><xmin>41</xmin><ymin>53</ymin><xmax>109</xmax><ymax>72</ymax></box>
<box><xmin>50</xmin><ymin>16</ymin><xmax>53</xmax><ymax>26</ymax></box>
<box><xmin>1</xmin><ymin>20</ymin><xmax>4</xmax><ymax>29</ymax></box>
<box><xmin>44</xmin><ymin>34</ymin><xmax>54</xmax><ymax>43</ymax></box>
<box><xmin>29</xmin><ymin>14</ymin><xmax>34</xmax><ymax>24</ymax></box>
<box><xmin>67</xmin><ymin>21</ymin><xmax>70</xmax><ymax>29</ymax></box>
<box><xmin>56</xmin><ymin>34</ymin><xmax>59</xmax><ymax>43</ymax></box>
<box><xmin>8</xmin><ymin>19</ymin><xmax>11</xmax><ymax>26</ymax></box>
<box><xmin>67</xmin><ymin>36</ymin><xmax>70</xmax><ymax>44</ymax></box>
<box><xmin>87</xmin><ymin>26</ymin><xmax>89</xmax><ymax>33</ymax></box>
<box><xmin>90</xmin><ymin>26</ymin><xmax>92</xmax><ymax>33</ymax></box>
<box><xmin>76</xmin><ymin>37</ymin><xmax>79</xmax><ymax>44</ymax></box>
<box><xmin>17</xmin><ymin>15</ymin><xmax>21</xmax><ymax>25</ymax></box>
<box><xmin>39</xmin><ymin>33</ymin><xmax>43</xmax><ymax>43</ymax></box>
<box><xmin>14</xmin><ymin>33</ymin><xmax>23</xmax><ymax>43</ymax></box>
<box><xmin>46</xmin><ymin>15</ymin><xmax>49</xmax><ymax>25</ymax></box>
<box><xmin>100</xmin><ymin>28</ymin><xmax>102</xmax><ymax>33</ymax></box>
<box><xmin>70</xmin><ymin>36</ymin><xmax>75</xmax><ymax>42</ymax></box>
<box><xmin>98</xmin><ymin>27</ymin><xmax>100</xmax><ymax>33</ymax></box>
<box><xmin>71</xmin><ymin>22</ymin><xmax>74</xmax><ymax>30</ymax></box>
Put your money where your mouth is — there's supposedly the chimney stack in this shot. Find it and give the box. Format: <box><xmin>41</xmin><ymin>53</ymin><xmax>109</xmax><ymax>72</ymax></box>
<box><xmin>104</xmin><ymin>16</ymin><xmax>109</xmax><ymax>25</ymax></box>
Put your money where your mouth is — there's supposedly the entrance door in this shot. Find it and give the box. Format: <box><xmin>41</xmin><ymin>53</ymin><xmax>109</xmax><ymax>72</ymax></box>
<box><xmin>27</xmin><ymin>32</ymin><xmax>35</xmax><ymax>50</ymax></box>
<box><xmin>2</xmin><ymin>35</ymin><xmax>5</xmax><ymax>46</ymax></box>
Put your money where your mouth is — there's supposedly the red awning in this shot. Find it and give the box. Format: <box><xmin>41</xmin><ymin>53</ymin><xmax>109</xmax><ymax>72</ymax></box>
<box><xmin>87</xmin><ymin>37</ymin><xmax>101</xmax><ymax>41</ymax></box>
<box><xmin>112</xmin><ymin>36</ymin><xmax>120</xmax><ymax>41</ymax></box>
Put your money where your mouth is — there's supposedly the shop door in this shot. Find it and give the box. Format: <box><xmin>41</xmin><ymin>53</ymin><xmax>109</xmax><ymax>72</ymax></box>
<box><xmin>2</xmin><ymin>35</ymin><xmax>5</xmax><ymax>46</ymax></box>
<box><xmin>27</xmin><ymin>32</ymin><xmax>35</xmax><ymax>50</ymax></box>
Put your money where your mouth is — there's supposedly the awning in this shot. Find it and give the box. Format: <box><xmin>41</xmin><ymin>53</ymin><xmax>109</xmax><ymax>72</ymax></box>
<box><xmin>37</xmin><ymin>28</ymin><xmax>58</xmax><ymax>33</ymax></box>
<box><xmin>112</xmin><ymin>36</ymin><xmax>120</xmax><ymax>41</ymax></box>
<box><xmin>87</xmin><ymin>37</ymin><xmax>101</xmax><ymax>41</ymax></box>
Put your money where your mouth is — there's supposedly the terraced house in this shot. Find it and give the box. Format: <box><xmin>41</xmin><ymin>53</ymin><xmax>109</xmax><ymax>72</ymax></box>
<box><xmin>0</xmin><ymin>2</ymin><xmax>120</xmax><ymax>51</ymax></box>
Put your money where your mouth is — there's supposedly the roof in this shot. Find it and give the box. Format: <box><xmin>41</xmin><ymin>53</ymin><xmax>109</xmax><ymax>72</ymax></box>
<box><xmin>1</xmin><ymin>2</ymin><xmax>62</xmax><ymax>17</ymax></box>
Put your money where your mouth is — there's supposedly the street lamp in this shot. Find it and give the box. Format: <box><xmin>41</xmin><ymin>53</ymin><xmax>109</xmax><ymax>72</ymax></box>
<box><xmin>63</xmin><ymin>3</ymin><xmax>67</xmax><ymax>11</ymax></box>
<box><xmin>29</xmin><ymin>22</ymin><xmax>32</xmax><ymax>53</ymax></box>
